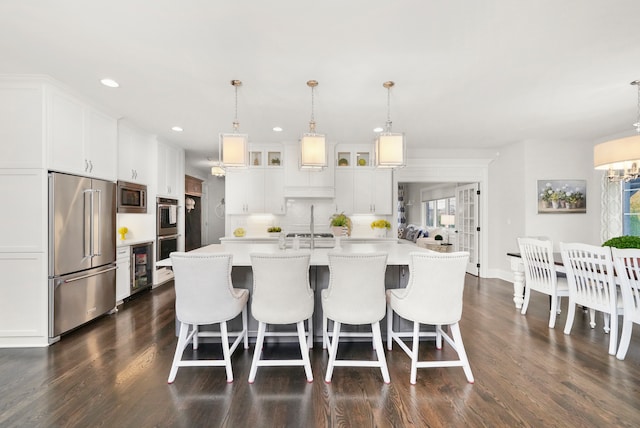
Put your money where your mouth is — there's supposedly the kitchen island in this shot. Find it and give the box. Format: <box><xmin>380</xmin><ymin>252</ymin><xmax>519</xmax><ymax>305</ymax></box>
<box><xmin>159</xmin><ymin>242</ymin><xmax>433</xmax><ymax>343</ymax></box>
<box><xmin>156</xmin><ymin>241</ymin><xmax>425</xmax><ymax>267</ymax></box>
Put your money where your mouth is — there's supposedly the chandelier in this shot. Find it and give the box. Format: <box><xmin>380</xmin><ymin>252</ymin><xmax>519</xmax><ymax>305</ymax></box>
<box><xmin>594</xmin><ymin>80</ymin><xmax>640</xmax><ymax>181</ymax></box>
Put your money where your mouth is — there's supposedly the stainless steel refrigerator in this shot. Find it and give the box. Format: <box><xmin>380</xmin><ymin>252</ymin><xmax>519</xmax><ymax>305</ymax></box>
<box><xmin>48</xmin><ymin>172</ymin><xmax>117</xmax><ymax>339</ymax></box>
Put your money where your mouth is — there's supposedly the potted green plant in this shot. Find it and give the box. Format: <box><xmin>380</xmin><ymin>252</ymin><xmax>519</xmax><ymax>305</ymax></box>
<box><xmin>267</xmin><ymin>226</ymin><xmax>282</xmax><ymax>236</ymax></box>
<box><xmin>330</xmin><ymin>212</ymin><xmax>352</xmax><ymax>237</ymax></box>
<box><xmin>370</xmin><ymin>219</ymin><xmax>391</xmax><ymax>238</ymax></box>
<box><xmin>602</xmin><ymin>236</ymin><xmax>640</xmax><ymax>249</ymax></box>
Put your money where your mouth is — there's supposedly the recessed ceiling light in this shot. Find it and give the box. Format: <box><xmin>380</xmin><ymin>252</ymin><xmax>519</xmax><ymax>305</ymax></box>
<box><xmin>100</xmin><ymin>78</ymin><xmax>119</xmax><ymax>88</ymax></box>
<box><xmin>373</xmin><ymin>127</ymin><xmax>384</xmax><ymax>133</ymax></box>
<box><xmin>171</xmin><ymin>126</ymin><xmax>183</xmax><ymax>132</ymax></box>
<box><xmin>273</xmin><ymin>126</ymin><xmax>283</xmax><ymax>132</ymax></box>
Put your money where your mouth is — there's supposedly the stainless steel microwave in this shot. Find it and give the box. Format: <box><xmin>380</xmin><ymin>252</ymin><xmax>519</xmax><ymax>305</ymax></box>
<box><xmin>117</xmin><ymin>181</ymin><xmax>147</xmax><ymax>213</ymax></box>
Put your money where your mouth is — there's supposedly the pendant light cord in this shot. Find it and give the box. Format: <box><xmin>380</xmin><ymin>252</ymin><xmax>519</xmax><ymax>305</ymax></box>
<box><xmin>233</xmin><ymin>83</ymin><xmax>240</xmax><ymax>132</ymax></box>
<box><xmin>635</xmin><ymin>80</ymin><xmax>640</xmax><ymax>134</ymax></box>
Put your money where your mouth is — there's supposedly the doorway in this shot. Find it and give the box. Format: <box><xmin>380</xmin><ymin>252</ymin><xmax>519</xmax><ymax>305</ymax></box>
<box><xmin>398</xmin><ymin>181</ymin><xmax>481</xmax><ymax>276</ymax></box>
<box><xmin>185</xmin><ymin>195</ymin><xmax>202</xmax><ymax>251</ymax></box>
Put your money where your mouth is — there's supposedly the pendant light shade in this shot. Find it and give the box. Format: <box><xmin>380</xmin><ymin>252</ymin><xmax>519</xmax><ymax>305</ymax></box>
<box><xmin>219</xmin><ymin>133</ymin><xmax>248</xmax><ymax>167</ymax></box>
<box><xmin>375</xmin><ymin>133</ymin><xmax>405</xmax><ymax>167</ymax></box>
<box><xmin>593</xmin><ymin>80</ymin><xmax>640</xmax><ymax>181</ymax></box>
<box><xmin>375</xmin><ymin>81</ymin><xmax>406</xmax><ymax>168</ymax></box>
<box><xmin>301</xmin><ymin>133</ymin><xmax>327</xmax><ymax>168</ymax></box>
<box><xmin>300</xmin><ymin>80</ymin><xmax>327</xmax><ymax>169</ymax></box>
<box><xmin>220</xmin><ymin>79</ymin><xmax>248</xmax><ymax>168</ymax></box>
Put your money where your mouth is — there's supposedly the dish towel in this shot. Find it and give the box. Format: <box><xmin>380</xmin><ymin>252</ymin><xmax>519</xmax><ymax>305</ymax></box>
<box><xmin>169</xmin><ymin>205</ymin><xmax>177</xmax><ymax>224</ymax></box>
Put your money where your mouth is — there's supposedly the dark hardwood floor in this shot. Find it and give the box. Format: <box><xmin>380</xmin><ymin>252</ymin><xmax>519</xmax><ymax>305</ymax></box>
<box><xmin>1</xmin><ymin>275</ymin><xmax>639</xmax><ymax>427</ymax></box>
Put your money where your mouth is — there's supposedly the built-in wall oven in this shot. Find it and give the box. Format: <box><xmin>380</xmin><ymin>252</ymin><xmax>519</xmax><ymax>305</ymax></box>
<box><xmin>156</xmin><ymin>197</ymin><xmax>179</xmax><ymax>261</ymax></box>
<box><xmin>157</xmin><ymin>197</ymin><xmax>178</xmax><ymax>236</ymax></box>
<box><xmin>156</xmin><ymin>197</ymin><xmax>178</xmax><ymax>285</ymax></box>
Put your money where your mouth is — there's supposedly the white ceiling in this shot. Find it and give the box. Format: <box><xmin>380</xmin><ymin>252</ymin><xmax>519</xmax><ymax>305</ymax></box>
<box><xmin>2</xmin><ymin>1</ymin><xmax>640</xmax><ymax>174</ymax></box>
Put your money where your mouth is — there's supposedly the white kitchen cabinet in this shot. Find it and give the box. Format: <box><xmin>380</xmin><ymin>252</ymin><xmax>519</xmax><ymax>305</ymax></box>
<box><xmin>333</xmin><ymin>168</ymin><xmax>392</xmax><ymax>215</ymax></box>
<box><xmin>333</xmin><ymin>143</ymin><xmax>393</xmax><ymax>215</ymax></box>
<box><xmin>157</xmin><ymin>141</ymin><xmax>184</xmax><ymax>197</ymax></box>
<box><xmin>118</xmin><ymin>122</ymin><xmax>151</xmax><ymax>184</ymax></box>
<box><xmin>265</xmin><ymin>168</ymin><xmax>286</xmax><ymax>214</ymax></box>
<box><xmin>354</xmin><ymin>169</ymin><xmax>392</xmax><ymax>214</ymax></box>
<box><xmin>334</xmin><ymin>169</ymin><xmax>354</xmax><ymax>214</ymax></box>
<box><xmin>116</xmin><ymin>246</ymin><xmax>131</xmax><ymax>303</ymax></box>
<box><xmin>225</xmin><ymin>169</ymin><xmax>252</xmax><ymax>214</ymax></box>
<box><xmin>0</xmin><ymin>79</ymin><xmax>45</xmax><ymax>169</ymax></box>
<box><xmin>47</xmin><ymin>86</ymin><xmax>117</xmax><ymax>181</ymax></box>
<box><xmin>226</xmin><ymin>144</ymin><xmax>285</xmax><ymax>215</ymax></box>
<box><xmin>225</xmin><ymin>168</ymin><xmax>285</xmax><ymax>214</ymax></box>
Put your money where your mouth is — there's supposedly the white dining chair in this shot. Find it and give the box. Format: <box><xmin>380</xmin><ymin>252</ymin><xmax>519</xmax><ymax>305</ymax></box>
<box><xmin>386</xmin><ymin>251</ymin><xmax>473</xmax><ymax>384</ymax></box>
<box><xmin>322</xmin><ymin>252</ymin><xmax>390</xmax><ymax>384</ymax></box>
<box><xmin>611</xmin><ymin>247</ymin><xmax>640</xmax><ymax>360</ymax></box>
<box><xmin>248</xmin><ymin>253</ymin><xmax>314</xmax><ymax>383</ymax></box>
<box><xmin>168</xmin><ymin>252</ymin><xmax>249</xmax><ymax>384</ymax></box>
<box><xmin>560</xmin><ymin>243</ymin><xmax>622</xmax><ymax>355</ymax></box>
<box><xmin>517</xmin><ymin>237</ymin><xmax>569</xmax><ymax>328</ymax></box>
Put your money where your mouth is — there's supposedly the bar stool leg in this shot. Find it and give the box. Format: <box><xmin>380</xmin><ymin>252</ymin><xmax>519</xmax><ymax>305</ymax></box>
<box><xmin>386</xmin><ymin>304</ymin><xmax>393</xmax><ymax>350</ymax></box>
<box><xmin>325</xmin><ymin>321</ymin><xmax>341</xmax><ymax>383</ymax></box>
<box><xmin>322</xmin><ymin>315</ymin><xmax>328</xmax><ymax>349</ymax></box>
<box><xmin>242</xmin><ymin>306</ymin><xmax>249</xmax><ymax>349</ymax></box>
<box><xmin>297</xmin><ymin>321</ymin><xmax>313</xmax><ymax>382</ymax></box>
<box><xmin>307</xmin><ymin>316</ymin><xmax>313</xmax><ymax>350</ymax></box>
<box><xmin>249</xmin><ymin>322</ymin><xmax>267</xmax><ymax>383</ymax></box>
<box><xmin>220</xmin><ymin>321</ymin><xmax>233</xmax><ymax>383</ymax></box>
<box><xmin>411</xmin><ymin>321</ymin><xmax>420</xmax><ymax>384</ymax></box>
<box><xmin>372</xmin><ymin>321</ymin><xmax>390</xmax><ymax>383</ymax></box>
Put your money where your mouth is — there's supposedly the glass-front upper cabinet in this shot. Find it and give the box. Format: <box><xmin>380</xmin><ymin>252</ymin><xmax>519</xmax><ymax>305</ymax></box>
<box><xmin>249</xmin><ymin>144</ymin><xmax>283</xmax><ymax>168</ymax></box>
<box><xmin>335</xmin><ymin>144</ymin><xmax>373</xmax><ymax>168</ymax></box>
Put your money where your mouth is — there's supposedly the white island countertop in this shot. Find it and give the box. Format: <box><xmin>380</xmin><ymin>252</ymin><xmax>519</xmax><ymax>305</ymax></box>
<box><xmin>156</xmin><ymin>242</ymin><xmax>431</xmax><ymax>267</ymax></box>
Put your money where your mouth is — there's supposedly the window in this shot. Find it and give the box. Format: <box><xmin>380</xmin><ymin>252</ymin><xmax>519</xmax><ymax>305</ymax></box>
<box><xmin>424</xmin><ymin>197</ymin><xmax>456</xmax><ymax>227</ymax></box>
<box><xmin>623</xmin><ymin>178</ymin><xmax>640</xmax><ymax>235</ymax></box>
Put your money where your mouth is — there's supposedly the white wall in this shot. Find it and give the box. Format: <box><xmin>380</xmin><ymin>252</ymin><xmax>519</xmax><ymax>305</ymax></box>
<box><xmin>488</xmin><ymin>139</ymin><xmax>602</xmax><ymax>280</ymax></box>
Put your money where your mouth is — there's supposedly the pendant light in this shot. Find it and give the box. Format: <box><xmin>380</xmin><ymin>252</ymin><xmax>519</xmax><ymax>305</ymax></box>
<box><xmin>219</xmin><ymin>79</ymin><xmax>248</xmax><ymax>167</ymax></box>
<box><xmin>300</xmin><ymin>80</ymin><xmax>327</xmax><ymax>169</ymax></box>
<box><xmin>375</xmin><ymin>81</ymin><xmax>406</xmax><ymax>168</ymax></box>
<box><xmin>594</xmin><ymin>80</ymin><xmax>640</xmax><ymax>181</ymax></box>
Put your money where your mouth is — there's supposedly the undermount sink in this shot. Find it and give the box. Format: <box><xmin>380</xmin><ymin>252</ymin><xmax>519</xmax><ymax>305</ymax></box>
<box><xmin>285</xmin><ymin>233</ymin><xmax>334</xmax><ymax>238</ymax></box>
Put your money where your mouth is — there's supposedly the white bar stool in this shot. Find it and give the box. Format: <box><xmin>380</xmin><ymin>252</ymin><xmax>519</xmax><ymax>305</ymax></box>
<box><xmin>322</xmin><ymin>252</ymin><xmax>390</xmax><ymax>384</ymax></box>
<box><xmin>248</xmin><ymin>253</ymin><xmax>314</xmax><ymax>383</ymax></box>
<box><xmin>168</xmin><ymin>252</ymin><xmax>249</xmax><ymax>384</ymax></box>
<box><xmin>387</xmin><ymin>251</ymin><xmax>474</xmax><ymax>384</ymax></box>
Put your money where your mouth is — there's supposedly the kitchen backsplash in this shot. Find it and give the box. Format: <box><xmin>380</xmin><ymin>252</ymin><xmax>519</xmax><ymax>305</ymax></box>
<box><xmin>225</xmin><ymin>199</ymin><xmax>392</xmax><ymax>238</ymax></box>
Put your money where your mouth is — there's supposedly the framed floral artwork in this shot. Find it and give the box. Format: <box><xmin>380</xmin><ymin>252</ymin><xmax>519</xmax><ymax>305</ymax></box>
<box><xmin>538</xmin><ymin>180</ymin><xmax>586</xmax><ymax>214</ymax></box>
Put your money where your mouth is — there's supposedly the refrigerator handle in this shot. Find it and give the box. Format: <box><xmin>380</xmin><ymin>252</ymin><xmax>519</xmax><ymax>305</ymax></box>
<box><xmin>63</xmin><ymin>266</ymin><xmax>117</xmax><ymax>283</ymax></box>
<box><xmin>94</xmin><ymin>189</ymin><xmax>102</xmax><ymax>256</ymax></box>
<box><xmin>84</xmin><ymin>189</ymin><xmax>93</xmax><ymax>258</ymax></box>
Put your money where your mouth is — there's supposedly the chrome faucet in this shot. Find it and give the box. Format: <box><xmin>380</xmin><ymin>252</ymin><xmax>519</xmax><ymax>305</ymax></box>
<box><xmin>310</xmin><ymin>204</ymin><xmax>315</xmax><ymax>251</ymax></box>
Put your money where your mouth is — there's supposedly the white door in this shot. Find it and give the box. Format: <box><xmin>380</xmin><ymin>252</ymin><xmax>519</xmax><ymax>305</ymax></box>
<box><xmin>456</xmin><ymin>183</ymin><xmax>480</xmax><ymax>275</ymax></box>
